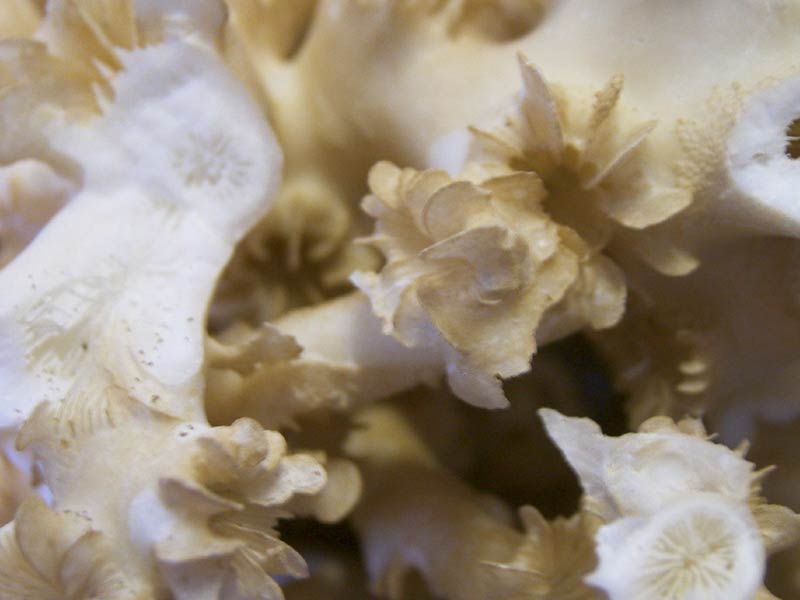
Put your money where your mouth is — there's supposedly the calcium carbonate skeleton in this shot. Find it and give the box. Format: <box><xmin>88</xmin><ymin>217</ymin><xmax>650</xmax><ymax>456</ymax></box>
<box><xmin>0</xmin><ymin>1</ymin><xmax>799</xmax><ymax>599</ymax></box>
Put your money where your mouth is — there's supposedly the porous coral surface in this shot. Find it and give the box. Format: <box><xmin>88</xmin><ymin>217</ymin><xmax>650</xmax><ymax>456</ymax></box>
<box><xmin>1</xmin><ymin>1</ymin><xmax>800</xmax><ymax>599</ymax></box>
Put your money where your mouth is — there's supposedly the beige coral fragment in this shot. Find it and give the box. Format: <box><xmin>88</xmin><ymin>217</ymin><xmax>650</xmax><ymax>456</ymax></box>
<box><xmin>349</xmin><ymin>404</ymin><xmax>601</xmax><ymax>600</ymax></box>
<box><xmin>469</xmin><ymin>54</ymin><xmax>693</xmax><ymax>275</ymax></box>
<box><xmin>0</xmin><ymin>160</ymin><xmax>73</xmax><ymax>268</ymax></box>
<box><xmin>14</xmin><ymin>398</ymin><xmax>329</xmax><ymax>599</ymax></box>
<box><xmin>540</xmin><ymin>409</ymin><xmax>800</xmax><ymax>599</ymax></box>
<box><xmin>0</xmin><ymin>2</ymin><xmax>347</xmax><ymax>598</ymax></box>
<box><xmin>0</xmin><ymin>498</ymin><xmax>136</xmax><ymax>599</ymax></box>
<box><xmin>0</xmin><ymin>0</ymin><xmax>41</xmax><ymax>39</ymax></box>
<box><xmin>353</xmin><ymin>160</ymin><xmax>618</xmax><ymax>408</ymax></box>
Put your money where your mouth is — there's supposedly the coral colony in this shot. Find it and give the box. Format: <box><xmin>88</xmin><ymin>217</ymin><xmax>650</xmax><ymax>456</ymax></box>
<box><xmin>1</xmin><ymin>1</ymin><xmax>800</xmax><ymax>599</ymax></box>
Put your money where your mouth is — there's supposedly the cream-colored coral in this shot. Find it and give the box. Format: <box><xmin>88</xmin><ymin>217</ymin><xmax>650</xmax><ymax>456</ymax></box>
<box><xmin>0</xmin><ymin>498</ymin><xmax>135</xmax><ymax>599</ymax></box>
<box><xmin>0</xmin><ymin>449</ymin><xmax>35</xmax><ymax>527</ymax></box>
<box><xmin>0</xmin><ymin>160</ymin><xmax>73</xmax><ymax>268</ymax></box>
<box><xmin>0</xmin><ymin>0</ymin><xmax>41</xmax><ymax>39</ymax></box>
<box><xmin>589</xmin><ymin>495</ymin><xmax>765</xmax><ymax>600</ymax></box>
<box><xmin>354</xmin><ymin>160</ymin><xmax>623</xmax><ymax>407</ymax></box>
<box><xmin>593</xmin><ymin>236</ymin><xmax>800</xmax><ymax>429</ymax></box>
<box><xmin>206</xmin><ymin>293</ymin><xmax>444</xmax><ymax>428</ymax></box>
<box><xmin>210</xmin><ymin>178</ymin><xmax>377</xmax><ymax>328</ymax></box>
<box><xmin>0</xmin><ymin>3</ymin><xmax>350</xmax><ymax>598</ymax></box>
<box><xmin>481</xmin><ymin>506</ymin><xmax>601</xmax><ymax>600</ymax></box>
<box><xmin>353</xmin><ymin>163</ymin><xmax>572</xmax><ymax>407</ymax></box>
<box><xmin>17</xmin><ymin>402</ymin><xmax>329</xmax><ymax>598</ymax></box>
<box><xmin>541</xmin><ymin>409</ymin><xmax>800</xmax><ymax>599</ymax></box>
<box><xmin>589</xmin><ymin>289</ymin><xmax>714</xmax><ymax>426</ymax></box>
<box><xmin>1</xmin><ymin>0</ymin><xmax>800</xmax><ymax>598</ymax></box>
<box><xmin>348</xmin><ymin>404</ymin><xmax>600</xmax><ymax>600</ymax></box>
<box><xmin>467</xmin><ymin>55</ymin><xmax>693</xmax><ymax>275</ymax></box>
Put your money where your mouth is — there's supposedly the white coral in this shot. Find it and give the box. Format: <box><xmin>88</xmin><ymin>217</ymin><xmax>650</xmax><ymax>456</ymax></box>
<box><xmin>589</xmin><ymin>495</ymin><xmax>764</xmax><ymax>600</ymax></box>
<box><xmin>0</xmin><ymin>3</ymin><xmax>345</xmax><ymax>598</ymax></box>
<box><xmin>541</xmin><ymin>409</ymin><xmax>800</xmax><ymax>599</ymax></box>
<box><xmin>0</xmin><ymin>0</ymin><xmax>799</xmax><ymax>598</ymax></box>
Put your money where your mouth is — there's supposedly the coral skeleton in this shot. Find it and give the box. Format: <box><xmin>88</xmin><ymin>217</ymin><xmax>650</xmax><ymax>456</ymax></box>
<box><xmin>0</xmin><ymin>0</ymin><xmax>800</xmax><ymax>599</ymax></box>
